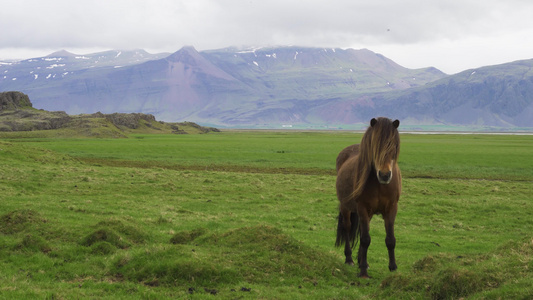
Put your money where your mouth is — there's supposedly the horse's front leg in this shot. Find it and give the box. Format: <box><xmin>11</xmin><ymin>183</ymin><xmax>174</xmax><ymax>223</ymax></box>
<box><xmin>384</xmin><ymin>206</ymin><xmax>398</xmax><ymax>272</ymax></box>
<box><xmin>357</xmin><ymin>209</ymin><xmax>371</xmax><ymax>278</ymax></box>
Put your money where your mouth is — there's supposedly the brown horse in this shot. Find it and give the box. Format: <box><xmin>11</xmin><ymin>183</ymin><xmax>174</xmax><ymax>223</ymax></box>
<box><xmin>335</xmin><ymin>117</ymin><xmax>401</xmax><ymax>278</ymax></box>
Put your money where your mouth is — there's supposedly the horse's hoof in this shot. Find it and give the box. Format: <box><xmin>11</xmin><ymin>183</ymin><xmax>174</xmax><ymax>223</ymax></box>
<box><xmin>389</xmin><ymin>264</ymin><xmax>397</xmax><ymax>272</ymax></box>
<box><xmin>345</xmin><ymin>260</ymin><xmax>355</xmax><ymax>266</ymax></box>
<box><xmin>358</xmin><ymin>273</ymin><xmax>371</xmax><ymax>279</ymax></box>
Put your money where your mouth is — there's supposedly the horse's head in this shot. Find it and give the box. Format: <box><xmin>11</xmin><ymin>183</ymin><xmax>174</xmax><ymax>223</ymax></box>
<box><xmin>368</xmin><ymin>117</ymin><xmax>400</xmax><ymax>184</ymax></box>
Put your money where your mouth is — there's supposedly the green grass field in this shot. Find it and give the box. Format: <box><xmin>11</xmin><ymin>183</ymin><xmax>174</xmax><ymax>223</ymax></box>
<box><xmin>1</xmin><ymin>131</ymin><xmax>532</xmax><ymax>299</ymax></box>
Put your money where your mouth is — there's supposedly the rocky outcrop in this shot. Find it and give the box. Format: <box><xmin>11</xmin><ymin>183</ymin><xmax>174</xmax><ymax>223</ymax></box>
<box><xmin>0</xmin><ymin>91</ymin><xmax>33</xmax><ymax>111</ymax></box>
<box><xmin>0</xmin><ymin>92</ymin><xmax>218</xmax><ymax>135</ymax></box>
<box><xmin>0</xmin><ymin>109</ymin><xmax>71</xmax><ymax>132</ymax></box>
<box><xmin>100</xmin><ymin>112</ymin><xmax>156</xmax><ymax>129</ymax></box>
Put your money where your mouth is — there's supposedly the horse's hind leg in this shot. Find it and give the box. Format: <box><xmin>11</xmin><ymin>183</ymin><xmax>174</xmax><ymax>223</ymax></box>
<box><xmin>384</xmin><ymin>207</ymin><xmax>398</xmax><ymax>272</ymax></box>
<box><xmin>340</xmin><ymin>210</ymin><xmax>354</xmax><ymax>265</ymax></box>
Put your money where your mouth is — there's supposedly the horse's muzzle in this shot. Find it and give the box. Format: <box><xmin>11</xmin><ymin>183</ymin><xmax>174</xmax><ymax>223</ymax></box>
<box><xmin>378</xmin><ymin>170</ymin><xmax>392</xmax><ymax>184</ymax></box>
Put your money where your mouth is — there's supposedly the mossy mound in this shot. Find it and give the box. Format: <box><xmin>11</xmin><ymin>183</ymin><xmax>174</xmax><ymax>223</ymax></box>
<box><xmin>113</xmin><ymin>225</ymin><xmax>354</xmax><ymax>288</ymax></box>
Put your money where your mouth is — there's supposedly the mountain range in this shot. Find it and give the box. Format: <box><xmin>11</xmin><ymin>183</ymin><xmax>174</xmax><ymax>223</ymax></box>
<box><xmin>1</xmin><ymin>46</ymin><xmax>532</xmax><ymax>128</ymax></box>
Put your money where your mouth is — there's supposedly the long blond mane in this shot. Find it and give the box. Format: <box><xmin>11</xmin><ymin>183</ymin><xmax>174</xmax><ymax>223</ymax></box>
<box><xmin>351</xmin><ymin>118</ymin><xmax>400</xmax><ymax>199</ymax></box>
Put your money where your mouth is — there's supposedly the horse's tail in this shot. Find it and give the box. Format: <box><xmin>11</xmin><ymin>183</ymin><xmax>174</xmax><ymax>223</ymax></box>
<box><xmin>335</xmin><ymin>211</ymin><xmax>359</xmax><ymax>249</ymax></box>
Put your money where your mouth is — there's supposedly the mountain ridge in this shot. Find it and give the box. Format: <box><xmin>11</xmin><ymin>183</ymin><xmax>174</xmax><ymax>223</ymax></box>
<box><xmin>363</xmin><ymin>59</ymin><xmax>533</xmax><ymax>127</ymax></box>
<box><xmin>1</xmin><ymin>46</ymin><xmax>531</xmax><ymax>128</ymax></box>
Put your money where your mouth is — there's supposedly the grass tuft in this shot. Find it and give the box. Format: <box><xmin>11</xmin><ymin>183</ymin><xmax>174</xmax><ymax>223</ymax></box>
<box><xmin>13</xmin><ymin>234</ymin><xmax>52</xmax><ymax>253</ymax></box>
<box><xmin>169</xmin><ymin>228</ymin><xmax>207</xmax><ymax>244</ymax></box>
<box><xmin>94</xmin><ymin>220</ymin><xmax>146</xmax><ymax>244</ymax></box>
<box><xmin>214</xmin><ymin>225</ymin><xmax>300</xmax><ymax>253</ymax></box>
<box><xmin>111</xmin><ymin>247</ymin><xmax>241</xmax><ymax>286</ymax></box>
<box><xmin>81</xmin><ymin>228</ymin><xmax>131</xmax><ymax>249</ymax></box>
<box><xmin>89</xmin><ymin>241</ymin><xmax>117</xmax><ymax>255</ymax></box>
<box><xmin>430</xmin><ymin>267</ymin><xmax>489</xmax><ymax>299</ymax></box>
<box><xmin>0</xmin><ymin>209</ymin><xmax>46</xmax><ymax>234</ymax></box>
<box><xmin>412</xmin><ymin>254</ymin><xmax>442</xmax><ymax>273</ymax></box>
<box><xmin>203</xmin><ymin>225</ymin><xmax>354</xmax><ymax>285</ymax></box>
<box><xmin>378</xmin><ymin>236</ymin><xmax>533</xmax><ymax>299</ymax></box>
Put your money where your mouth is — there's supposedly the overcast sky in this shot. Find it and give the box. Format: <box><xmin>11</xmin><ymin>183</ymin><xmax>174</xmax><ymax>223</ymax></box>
<box><xmin>1</xmin><ymin>0</ymin><xmax>533</xmax><ymax>74</ymax></box>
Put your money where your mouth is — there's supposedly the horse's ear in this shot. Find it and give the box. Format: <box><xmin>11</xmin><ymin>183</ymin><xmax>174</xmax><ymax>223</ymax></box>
<box><xmin>393</xmin><ymin>119</ymin><xmax>400</xmax><ymax>128</ymax></box>
<box><xmin>370</xmin><ymin>118</ymin><xmax>377</xmax><ymax>127</ymax></box>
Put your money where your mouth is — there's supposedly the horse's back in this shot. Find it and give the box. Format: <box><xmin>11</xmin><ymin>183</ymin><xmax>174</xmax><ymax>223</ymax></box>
<box><xmin>336</xmin><ymin>144</ymin><xmax>360</xmax><ymax>173</ymax></box>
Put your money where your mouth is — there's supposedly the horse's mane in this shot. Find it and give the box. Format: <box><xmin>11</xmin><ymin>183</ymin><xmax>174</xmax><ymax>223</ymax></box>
<box><xmin>352</xmin><ymin>118</ymin><xmax>400</xmax><ymax>199</ymax></box>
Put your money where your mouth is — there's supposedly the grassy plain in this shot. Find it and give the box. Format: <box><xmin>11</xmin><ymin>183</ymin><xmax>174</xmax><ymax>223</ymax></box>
<box><xmin>0</xmin><ymin>131</ymin><xmax>532</xmax><ymax>299</ymax></box>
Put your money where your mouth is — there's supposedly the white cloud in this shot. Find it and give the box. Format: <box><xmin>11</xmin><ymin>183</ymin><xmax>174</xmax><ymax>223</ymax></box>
<box><xmin>1</xmin><ymin>0</ymin><xmax>533</xmax><ymax>73</ymax></box>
